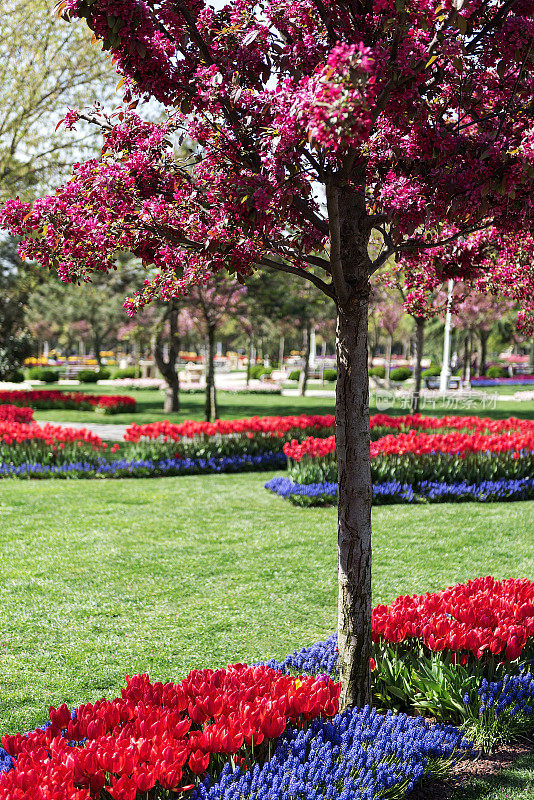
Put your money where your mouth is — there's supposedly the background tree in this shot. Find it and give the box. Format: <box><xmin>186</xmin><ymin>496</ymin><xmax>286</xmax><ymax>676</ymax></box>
<box><xmin>4</xmin><ymin>0</ymin><xmax>534</xmax><ymax>708</ymax></box>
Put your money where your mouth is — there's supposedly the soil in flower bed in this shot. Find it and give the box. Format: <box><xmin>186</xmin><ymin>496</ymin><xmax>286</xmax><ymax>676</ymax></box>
<box><xmin>412</xmin><ymin>739</ymin><xmax>534</xmax><ymax>799</ymax></box>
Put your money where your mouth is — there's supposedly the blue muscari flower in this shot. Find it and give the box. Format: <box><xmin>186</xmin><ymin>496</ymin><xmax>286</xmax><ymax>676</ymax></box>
<box><xmin>265</xmin><ymin>477</ymin><xmax>534</xmax><ymax>507</ymax></box>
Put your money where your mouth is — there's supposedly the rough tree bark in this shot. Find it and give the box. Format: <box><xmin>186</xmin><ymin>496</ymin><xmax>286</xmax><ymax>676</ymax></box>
<box><xmin>205</xmin><ymin>323</ymin><xmax>218</xmax><ymax>421</ymax></box>
<box><xmin>298</xmin><ymin>320</ymin><xmax>312</xmax><ymax>396</ymax></box>
<box><xmin>334</xmin><ymin>184</ymin><xmax>373</xmax><ymax>711</ymax></box>
<box><xmin>410</xmin><ymin>316</ymin><xmax>425</xmax><ymax>413</ymax></box>
<box><xmin>154</xmin><ymin>301</ymin><xmax>180</xmax><ymax>413</ymax></box>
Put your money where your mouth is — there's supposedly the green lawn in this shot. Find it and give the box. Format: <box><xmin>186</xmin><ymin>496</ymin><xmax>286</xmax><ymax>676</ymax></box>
<box><xmin>1</xmin><ymin>471</ymin><xmax>533</xmax><ymax>738</ymax></box>
<box><xmin>28</xmin><ymin>383</ymin><xmax>534</xmax><ymax>425</ymax></box>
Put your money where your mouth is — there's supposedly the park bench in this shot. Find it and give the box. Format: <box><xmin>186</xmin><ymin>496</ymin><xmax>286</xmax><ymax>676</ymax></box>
<box><xmin>425</xmin><ymin>376</ymin><xmax>461</xmax><ymax>390</ymax></box>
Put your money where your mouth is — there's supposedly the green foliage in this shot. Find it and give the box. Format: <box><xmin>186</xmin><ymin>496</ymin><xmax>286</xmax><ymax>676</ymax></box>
<box><xmin>78</xmin><ymin>368</ymin><xmax>111</xmax><ymax>383</ymax></box>
<box><xmin>249</xmin><ymin>365</ymin><xmax>272</xmax><ymax>380</ymax></box>
<box><xmin>288</xmin><ymin>369</ymin><xmax>300</xmax><ymax>381</ymax></box>
<box><xmin>422</xmin><ymin>365</ymin><xmax>442</xmax><ymax>378</ymax></box>
<box><xmin>112</xmin><ymin>366</ymin><xmax>137</xmax><ymax>379</ymax></box>
<box><xmin>28</xmin><ymin>367</ymin><xmax>58</xmax><ymax>383</ymax></box>
<box><xmin>390</xmin><ymin>366</ymin><xmax>412</xmax><ymax>382</ymax></box>
<box><xmin>369</xmin><ymin>366</ymin><xmax>386</xmax><ymax>378</ymax></box>
<box><xmin>323</xmin><ymin>369</ymin><xmax>337</xmax><ymax>382</ymax></box>
<box><xmin>486</xmin><ymin>366</ymin><xmax>508</xmax><ymax>379</ymax></box>
<box><xmin>77</xmin><ymin>369</ymin><xmax>100</xmax><ymax>383</ymax></box>
<box><xmin>10</xmin><ymin>369</ymin><xmax>24</xmax><ymax>383</ymax></box>
<box><xmin>0</xmin><ymin>332</ymin><xmax>33</xmax><ymax>381</ymax></box>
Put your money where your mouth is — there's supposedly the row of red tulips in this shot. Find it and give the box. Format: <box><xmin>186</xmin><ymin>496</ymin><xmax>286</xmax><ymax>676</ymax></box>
<box><xmin>283</xmin><ymin>429</ymin><xmax>534</xmax><ymax>461</ymax></box>
<box><xmin>125</xmin><ymin>413</ymin><xmax>534</xmax><ymax>444</ymax></box>
<box><xmin>0</xmin><ymin>405</ymin><xmax>34</xmax><ymax>424</ymax></box>
<box><xmin>0</xmin><ymin>667</ymin><xmax>339</xmax><ymax>800</ymax></box>
<box><xmin>0</xmin><ymin>391</ymin><xmax>136</xmax><ymax>414</ymax></box>
<box><xmin>372</xmin><ymin>577</ymin><xmax>534</xmax><ymax>662</ymax></box>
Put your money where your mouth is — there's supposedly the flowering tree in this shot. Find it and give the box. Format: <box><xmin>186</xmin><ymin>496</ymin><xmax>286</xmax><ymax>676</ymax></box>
<box><xmin>374</xmin><ymin>289</ymin><xmax>404</xmax><ymax>387</ymax></box>
<box><xmin>2</xmin><ymin>0</ymin><xmax>534</xmax><ymax>708</ymax></box>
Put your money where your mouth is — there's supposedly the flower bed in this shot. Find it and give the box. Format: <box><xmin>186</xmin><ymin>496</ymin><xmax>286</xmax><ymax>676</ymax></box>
<box><xmin>265</xmin><ymin>476</ymin><xmax>534</xmax><ymax>506</ymax></box>
<box><xmin>0</xmin><ymin>389</ymin><xmax>136</xmax><ymax>414</ymax></box>
<box><xmin>0</xmin><ymin>405</ymin><xmax>34</xmax><ymax>423</ymax></box>
<box><xmin>471</xmin><ymin>376</ymin><xmax>534</xmax><ymax>387</ymax></box>
<box><xmin>275</xmin><ymin>419</ymin><xmax>534</xmax><ymax>505</ymax></box>
<box><xmin>0</xmin><ymin>420</ymin><xmax>110</xmax><ymax>466</ymax></box>
<box><xmin>1</xmin><ymin>577</ymin><xmax>532</xmax><ymax>797</ymax></box>
<box><xmin>0</xmin><ymin>451</ymin><xmax>286</xmax><ymax>479</ymax></box>
<box><xmin>124</xmin><ymin>414</ymin><xmax>336</xmax><ymax>460</ymax></box>
<box><xmin>264</xmin><ymin>577</ymin><xmax>534</xmax><ymax>748</ymax></box>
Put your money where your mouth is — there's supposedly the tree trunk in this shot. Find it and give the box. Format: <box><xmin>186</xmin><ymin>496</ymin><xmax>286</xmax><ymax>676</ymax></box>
<box><xmin>298</xmin><ymin>321</ymin><xmax>312</xmax><ymax>396</ymax></box>
<box><xmin>410</xmin><ymin>316</ymin><xmax>425</xmax><ymax>414</ymax></box>
<box><xmin>246</xmin><ymin>332</ymin><xmax>254</xmax><ymax>387</ymax></box>
<box><xmin>154</xmin><ymin>302</ymin><xmax>181</xmax><ymax>413</ymax></box>
<box><xmin>336</xmin><ymin>300</ymin><xmax>373</xmax><ymax>711</ymax></box>
<box><xmin>478</xmin><ymin>330</ymin><xmax>489</xmax><ymax>377</ymax></box>
<box><xmin>465</xmin><ymin>329</ymin><xmax>473</xmax><ymax>384</ymax></box>
<box><xmin>278</xmin><ymin>334</ymin><xmax>284</xmax><ymax>372</ymax></box>
<box><xmin>93</xmin><ymin>333</ymin><xmax>102</xmax><ymax>368</ymax></box>
<box><xmin>205</xmin><ymin>324</ymin><xmax>218</xmax><ymax>421</ymax></box>
<box><xmin>385</xmin><ymin>333</ymin><xmax>392</xmax><ymax>387</ymax></box>
<box><xmin>530</xmin><ymin>338</ymin><xmax>534</xmax><ymax>370</ymax></box>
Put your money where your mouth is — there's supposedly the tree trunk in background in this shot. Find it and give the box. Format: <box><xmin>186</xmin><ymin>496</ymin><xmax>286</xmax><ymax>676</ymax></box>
<box><xmin>478</xmin><ymin>330</ymin><xmax>489</xmax><ymax>377</ymax></box>
<box><xmin>278</xmin><ymin>334</ymin><xmax>284</xmax><ymax>373</ymax></box>
<box><xmin>298</xmin><ymin>320</ymin><xmax>312</xmax><ymax>396</ymax></box>
<box><xmin>246</xmin><ymin>332</ymin><xmax>254</xmax><ymax>386</ymax></box>
<box><xmin>205</xmin><ymin>323</ymin><xmax>218</xmax><ymax>421</ymax></box>
<box><xmin>465</xmin><ymin>329</ymin><xmax>473</xmax><ymax>384</ymax></box>
<box><xmin>410</xmin><ymin>316</ymin><xmax>425</xmax><ymax>413</ymax></box>
<box><xmin>154</xmin><ymin>301</ymin><xmax>180</xmax><ymax>413</ymax></box>
<box><xmin>530</xmin><ymin>338</ymin><xmax>534</xmax><ymax>369</ymax></box>
<box><xmin>93</xmin><ymin>333</ymin><xmax>102</xmax><ymax>367</ymax></box>
<box><xmin>385</xmin><ymin>333</ymin><xmax>393</xmax><ymax>387</ymax></box>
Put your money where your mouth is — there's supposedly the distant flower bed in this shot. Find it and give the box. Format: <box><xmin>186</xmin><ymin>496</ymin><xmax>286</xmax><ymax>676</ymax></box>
<box><xmin>124</xmin><ymin>414</ymin><xmax>336</xmax><ymax>460</ymax></box>
<box><xmin>471</xmin><ymin>375</ymin><xmax>534</xmax><ymax>386</ymax></box>
<box><xmin>0</xmin><ymin>389</ymin><xmax>136</xmax><ymax>414</ymax></box>
<box><xmin>1</xmin><ymin>451</ymin><xmax>285</xmax><ymax>479</ymax></box>
<box><xmin>1</xmin><ymin>577</ymin><xmax>532</xmax><ymax>798</ymax></box>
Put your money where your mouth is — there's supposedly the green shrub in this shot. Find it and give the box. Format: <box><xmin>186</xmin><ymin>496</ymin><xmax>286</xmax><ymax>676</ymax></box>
<box><xmin>369</xmin><ymin>366</ymin><xmax>386</xmax><ymax>378</ymax></box>
<box><xmin>486</xmin><ymin>365</ymin><xmax>508</xmax><ymax>379</ymax></box>
<box><xmin>10</xmin><ymin>369</ymin><xmax>25</xmax><ymax>383</ymax></box>
<box><xmin>98</xmin><ymin>367</ymin><xmax>111</xmax><ymax>380</ymax></box>
<box><xmin>28</xmin><ymin>367</ymin><xmax>58</xmax><ymax>383</ymax></box>
<box><xmin>249</xmin><ymin>365</ymin><xmax>272</xmax><ymax>380</ymax></box>
<box><xmin>422</xmin><ymin>365</ymin><xmax>441</xmax><ymax>378</ymax></box>
<box><xmin>288</xmin><ymin>369</ymin><xmax>300</xmax><ymax>381</ymax></box>
<box><xmin>323</xmin><ymin>369</ymin><xmax>337</xmax><ymax>382</ymax></box>
<box><xmin>390</xmin><ymin>366</ymin><xmax>412</xmax><ymax>382</ymax></box>
<box><xmin>112</xmin><ymin>366</ymin><xmax>137</xmax><ymax>379</ymax></box>
<box><xmin>77</xmin><ymin>369</ymin><xmax>100</xmax><ymax>383</ymax></box>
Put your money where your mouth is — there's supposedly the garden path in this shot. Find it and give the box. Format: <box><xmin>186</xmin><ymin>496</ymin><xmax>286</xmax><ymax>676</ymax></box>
<box><xmin>49</xmin><ymin>421</ymin><xmax>128</xmax><ymax>441</ymax></box>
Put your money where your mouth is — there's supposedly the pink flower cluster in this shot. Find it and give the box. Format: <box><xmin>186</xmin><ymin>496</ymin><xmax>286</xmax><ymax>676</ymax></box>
<box><xmin>0</xmin><ymin>665</ymin><xmax>339</xmax><ymax>800</ymax></box>
<box><xmin>0</xmin><ymin>390</ymin><xmax>135</xmax><ymax>414</ymax></box>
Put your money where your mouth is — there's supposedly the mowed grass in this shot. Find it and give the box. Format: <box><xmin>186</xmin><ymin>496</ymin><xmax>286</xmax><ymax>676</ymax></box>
<box><xmin>0</xmin><ymin>471</ymin><xmax>533</xmax><ymax>737</ymax></box>
<box><xmin>30</xmin><ymin>383</ymin><xmax>534</xmax><ymax>425</ymax></box>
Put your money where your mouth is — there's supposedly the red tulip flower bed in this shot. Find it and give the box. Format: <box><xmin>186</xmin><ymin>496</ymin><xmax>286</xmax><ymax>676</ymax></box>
<box><xmin>372</xmin><ymin>577</ymin><xmax>534</xmax><ymax>663</ymax></box>
<box><xmin>0</xmin><ymin>666</ymin><xmax>339</xmax><ymax>800</ymax></box>
<box><xmin>0</xmin><ymin>420</ymin><xmax>112</xmax><ymax>467</ymax></box>
<box><xmin>282</xmin><ymin>422</ymin><xmax>534</xmax><ymax>488</ymax></box>
<box><xmin>124</xmin><ymin>415</ymin><xmax>336</xmax><ymax>460</ymax></box>
<box><xmin>0</xmin><ymin>405</ymin><xmax>34</xmax><ymax>424</ymax></box>
<box><xmin>0</xmin><ymin>390</ymin><xmax>136</xmax><ymax>415</ymax></box>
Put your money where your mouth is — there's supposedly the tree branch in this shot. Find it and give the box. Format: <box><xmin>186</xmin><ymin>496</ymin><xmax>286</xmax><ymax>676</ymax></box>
<box><xmin>257</xmin><ymin>256</ymin><xmax>335</xmax><ymax>299</ymax></box>
<box><xmin>325</xmin><ymin>180</ymin><xmax>348</xmax><ymax>304</ymax></box>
